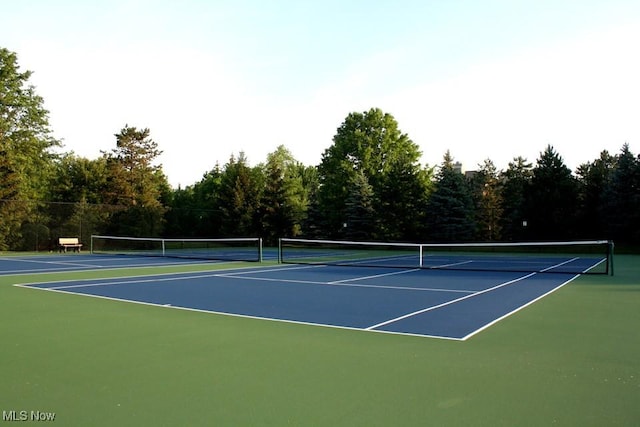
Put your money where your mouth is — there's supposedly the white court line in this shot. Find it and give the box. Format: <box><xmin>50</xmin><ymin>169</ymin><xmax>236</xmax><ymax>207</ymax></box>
<box><xmin>0</xmin><ymin>256</ymin><xmax>104</xmax><ymax>268</ymax></box>
<box><xmin>365</xmin><ymin>272</ymin><xmax>537</xmax><ymax>331</ymax></box>
<box><xmin>17</xmin><ymin>263</ymin><xmax>287</xmax><ymax>287</ymax></box>
<box><xmin>429</xmin><ymin>260</ymin><xmax>474</xmax><ymax>269</ymax></box>
<box><xmin>540</xmin><ymin>257</ymin><xmax>578</xmax><ymax>272</ymax></box>
<box><xmin>582</xmin><ymin>257</ymin><xmax>607</xmax><ymax>273</ymax></box>
<box><xmin>14</xmin><ymin>283</ymin><xmax>464</xmax><ymax>341</ymax></box>
<box><xmin>42</xmin><ymin>266</ymin><xmax>311</xmax><ymax>290</ymax></box>
<box><xmin>220</xmin><ymin>264</ymin><xmax>475</xmax><ymax>293</ymax></box>
<box><xmin>47</xmin><ymin>274</ymin><xmax>222</xmax><ymax>290</ymax></box>
<box><xmin>217</xmin><ymin>264</ymin><xmax>327</xmax><ymax>276</ymax></box>
<box><xmin>20</xmin><ymin>266</ymin><xmax>327</xmax><ymax>289</ymax></box>
<box><xmin>43</xmin><ymin>268</ymin><xmax>474</xmax><ymax>295</ymax></box>
<box><xmin>219</xmin><ymin>273</ymin><xmax>476</xmax><ymax>293</ymax></box>
<box><xmin>460</xmin><ymin>274</ymin><xmax>581</xmax><ymax>340</ymax></box>
<box><xmin>23</xmin><ymin>261</ymin><xmax>477</xmax><ymax>296</ymax></box>
<box><xmin>0</xmin><ymin>256</ymin><xmax>252</xmax><ymax>276</ymax></box>
<box><xmin>327</xmin><ymin>268</ymin><xmax>420</xmax><ymax>284</ymax></box>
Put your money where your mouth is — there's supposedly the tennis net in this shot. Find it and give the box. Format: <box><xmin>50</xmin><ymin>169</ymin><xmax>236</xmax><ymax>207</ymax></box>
<box><xmin>91</xmin><ymin>235</ymin><xmax>263</xmax><ymax>262</ymax></box>
<box><xmin>279</xmin><ymin>238</ymin><xmax>613</xmax><ymax>275</ymax></box>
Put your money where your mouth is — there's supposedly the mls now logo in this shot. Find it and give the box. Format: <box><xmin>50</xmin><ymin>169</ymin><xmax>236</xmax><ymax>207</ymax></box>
<box><xmin>3</xmin><ymin>410</ymin><xmax>56</xmax><ymax>421</ymax></box>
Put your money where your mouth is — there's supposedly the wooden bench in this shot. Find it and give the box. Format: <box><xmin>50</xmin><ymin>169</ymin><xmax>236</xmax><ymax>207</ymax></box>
<box><xmin>58</xmin><ymin>237</ymin><xmax>83</xmax><ymax>253</ymax></box>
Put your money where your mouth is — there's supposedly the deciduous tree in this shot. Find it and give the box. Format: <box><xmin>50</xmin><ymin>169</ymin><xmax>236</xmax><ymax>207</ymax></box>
<box><xmin>317</xmin><ymin>108</ymin><xmax>425</xmax><ymax>238</ymax></box>
<box><xmin>0</xmin><ymin>48</ymin><xmax>59</xmax><ymax>249</ymax></box>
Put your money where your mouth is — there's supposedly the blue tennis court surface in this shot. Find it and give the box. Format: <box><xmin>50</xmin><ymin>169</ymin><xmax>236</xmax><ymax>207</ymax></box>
<box><xmin>11</xmin><ymin>254</ymin><xmax>584</xmax><ymax>340</ymax></box>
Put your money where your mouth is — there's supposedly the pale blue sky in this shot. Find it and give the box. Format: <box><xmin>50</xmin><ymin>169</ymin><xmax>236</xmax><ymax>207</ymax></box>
<box><xmin>3</xmin><ymin>0</ymin><xmax>640</xmax><ymax>187</ymax></box>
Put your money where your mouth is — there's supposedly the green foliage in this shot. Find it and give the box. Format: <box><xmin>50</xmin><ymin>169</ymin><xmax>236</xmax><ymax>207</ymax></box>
<box><xmin>316</xmin><ymin>108</ymin><xmax>426</xmax><ymax>239</ymax></box>
<box><xmin>500</xmin><ymin>157</ymin><xmax>533</xmax><ymax>241</ymax></box>
<box><xmin>344</xmin><ymin>171</ymin><xmax>376</xmax><ymax>240</ymax></box>
<box><xmin>425</xmin><ymin>151</ymin><xmax>475</xmax><ymax>242</ymax></box>
<box><xmin>103</xmin><ymin>126</ymin><xmax>164</xmax><ymax>207</ymax></box>
<box><xmin>0</xmin><ymin>148</ymin><xmax>23</xmax><ymax>250</ymax></box>
<box><xmin>602</xmin><ymin>143</ymin><xmax>640</xmax><ymax>244</ymax></box>
<box><xmin>526</xmin><ymin>145</ymin><xmax>579</xmax><ymax>240</ymax></box>
<box><xmin>217</xmin><ymin>153</ymin><xmax>263</xmax><ymax>237</ymax></box>
<box><xmin>190</xmin><ymin>165</ymin><xmax>225</xmax><ymax>237</ymax></box>
<box><xmin>469</xmin><ymin>159</ymin><xmax>503</xmax><ymax>241</ymax></box>
<box><xmin>45</xmin><ymin>155</ymin><xmax>113</xmax><ymax>244</ymax></box>
<box><xmin>102</xmin><ymin>126</ymin><xmax>167</xmax><ymax>236</ymax></box>
<box><xmin>576</xmin><ymin>150</ymin><xmax>616</xmax><ymax>239</ymax></box>
<box><xmin>258</xmin><ymin>146</ymin><xmax>308</xmax><ymax>245</ymax></box>
<box><xmin>0</xmin><ymin>48</ymin><xmax>59</xmax><ymax>249</ymax></box>
<box><xmin>377</xmin><ymin>153</ymin><xmax>432</xmax><ymax>241</ymax></box>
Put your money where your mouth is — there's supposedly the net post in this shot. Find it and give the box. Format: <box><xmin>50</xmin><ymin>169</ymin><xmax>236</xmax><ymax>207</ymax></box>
<box><xmin>278</xmin><ymin>238</ymin><xmax>283</xmax><ymax>264</ymax></box>
<box><xmin>259</xmin><ymin>238</ymin><xmax>263</xmax><ymax>263</ymax></box>
<box><xmin>162</xmin><ymin>239</ymin><xmax>166</xmax><ymax>257</ymax></box>
<box><xmin>90</xmin><ymin>235</ymin><xmax>94</xmax><ymax>254</ymax></box>
<box><xmin>609</xmin><ymin>240</ymin><xmax>615</xmax><ymax>276</ymax></box>
<box><xmin>419</xmin><ymin>245</ymin><xmax>423</xmax><ymax>268</ymax></box>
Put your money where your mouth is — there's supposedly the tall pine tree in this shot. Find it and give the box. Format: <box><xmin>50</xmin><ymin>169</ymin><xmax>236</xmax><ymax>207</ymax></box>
<box><xmin>526</xmin><ymin>145</ymin><xmax>578</xmax><ymax>240</ymax></box>
<box><xmin>470</xmin><ymin>159</ymin><xmax>503</xmax><ymax>241</ymax></box>
<box><xmin>500</xmin><ymin>157</ymin><xmax>533</xmax><ymax>241</ymax></box>
<box><xmin>102</xmin><ymin>125</ymin><xmax>167</xmax><ymax>236</ymax></box>
<box><xmin>344</xmin><ymin>171</ymin><xmax>376</xmax><ymax>240</ymax></box>
<box><xmin>426</xmin><ymin>151</ymin><xmax>475</xmax><ymax>242</ymax></box>
<box><xmin>602</xmin><ymin>143</ymin><xmax>640</xmax><ymax>244</ymax></box>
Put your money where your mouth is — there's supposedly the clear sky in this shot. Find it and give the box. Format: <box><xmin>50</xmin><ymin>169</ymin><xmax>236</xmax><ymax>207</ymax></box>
<box><xmin>3</xmin><ymin>0</ymin><xmax>640</xmax><ymax>187</ymax></box>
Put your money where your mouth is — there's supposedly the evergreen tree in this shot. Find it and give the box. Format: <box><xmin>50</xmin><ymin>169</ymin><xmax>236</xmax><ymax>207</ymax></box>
<box><xmin>526</xmin><ymin>145</ymin><xmax>578</xmax><ymax>240</ymax></box>
<box><xmin>102</xmin><ymin>126</ymin><xmax>167</xmax><ymax>236</ymax></box>
<box><xmin>470</xmin><ymin>159</ymin><xmax>503</xmax><ymax>241</ymax></box>
<box><xmin>500</xmin><ymin>157</ymin><xmax>533</xmax><ymax>241</ymax></box>
<box><xmin>190</xmin><ymin>165</ymin><xmax>224</xmax><ymax>237</ymax></box>
<box><xmin>218</xmin><ymin>153</ymin><xmax>263</xmax><ymax>237</ymax></box>
<box><xmin>575</xmin><ymin>150</ymin><xmax>616</xmax><ymax>239</ymax></box>
<box><xmin>344</xmin><ymin>171</ymin><xmax>376</xmax><ymax>240</ymax></box>
<box><xmin>259</xmin><ymin>146</ymin><xmax>306</xmax><ymax>245</ymax></box>
<box><xmin>602</xmin><ymin>143</ymin><xmax>640</xmax><ymax>244</ymax></box>
<box><xmin>163</xmin><ymin>186</ymin><xmax>199</xmax><ymax>237</ymax></box>
<box><xmin>301</xmin><ymin>189</ymin><xmax>325</xmax><ymax>239</ymax></box>
<box><xmin>377</xmin><ymin>153</ymin><xmax>432</xmax><ymax>241</ymax></box>
<box><xmin>425</xmin><ymin>151</ymin><xmax>475</xmax><ymax>242</ymax></box>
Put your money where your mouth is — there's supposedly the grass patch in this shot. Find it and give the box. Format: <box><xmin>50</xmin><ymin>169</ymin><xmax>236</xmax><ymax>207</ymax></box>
<box><xmin>1</xmin><ymin>256</ymin><xmax>638</xmax><ymax>425</ymax></box>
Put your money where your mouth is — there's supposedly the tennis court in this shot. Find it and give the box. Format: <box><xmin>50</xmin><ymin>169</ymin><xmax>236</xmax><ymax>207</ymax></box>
<box><xmin>11</xmin><ymin>237</ymin><xmax>611</xmax><ymax>340</ymax></box>
<box><xmin>3</xmin><ymin>238</ymin><xmax>638</xmax><ymax>426</ymax></box>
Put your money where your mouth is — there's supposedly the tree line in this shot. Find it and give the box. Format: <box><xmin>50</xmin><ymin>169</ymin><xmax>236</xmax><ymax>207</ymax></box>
<box><xmin>2</xmin><ymin>47</ymin><xmax>639</xmax><ymax>251</ymax></box>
